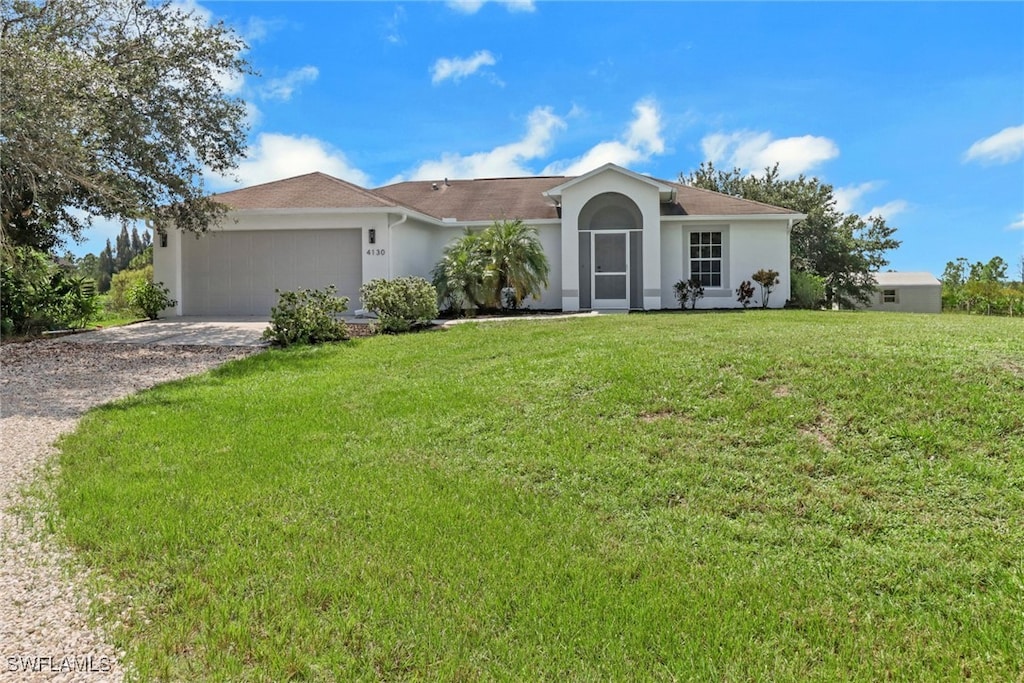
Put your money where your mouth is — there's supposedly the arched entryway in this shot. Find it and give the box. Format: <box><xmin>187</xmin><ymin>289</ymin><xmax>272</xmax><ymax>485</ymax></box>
<box><xmin>578</xmin><ymin>192</ymin><xmax>644</xmax><ymax>309</ymax></box>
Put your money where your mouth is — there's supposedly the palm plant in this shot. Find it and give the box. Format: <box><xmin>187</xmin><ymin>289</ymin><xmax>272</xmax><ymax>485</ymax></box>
<box><xmin>432</xmin><ymin>229</ymin><xmax>487</xmax><ymax>314</ymax></box>
<box><xmin>480</xmin><ymin>219</ymin><xmax>549</xmax><ymax>309</ymax></box>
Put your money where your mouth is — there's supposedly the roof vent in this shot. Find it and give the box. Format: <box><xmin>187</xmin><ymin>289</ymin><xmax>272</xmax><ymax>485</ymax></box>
<box><xmin>431</xmin><ymin>182</ymin><xmax>438</xmax><ymax>191</ymax></box>
<box><xmin>444</xmin><ymin>177</ymin><xmax>450</xmax><ymax>187</ymax></box>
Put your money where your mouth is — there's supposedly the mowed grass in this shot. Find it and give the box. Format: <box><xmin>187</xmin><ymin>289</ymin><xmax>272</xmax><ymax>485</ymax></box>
<box><xmin>56</xmin><ymin>311</ymin><xmax>1023</xmax><ymax>681</ymax></box>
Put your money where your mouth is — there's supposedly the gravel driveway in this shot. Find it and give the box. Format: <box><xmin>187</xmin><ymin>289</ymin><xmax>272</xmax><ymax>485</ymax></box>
<box><xmin>1</xmin><ymin>340</ymin><xmax>260</xmax><ymax>681</ymax></box>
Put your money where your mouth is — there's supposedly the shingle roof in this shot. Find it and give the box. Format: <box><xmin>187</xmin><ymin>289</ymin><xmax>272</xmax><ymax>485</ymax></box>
<box><xmin>213</xmin><ymin>172</ymin><xmax>397</xmax><ymax>210</ymax></box>
<box><xmin>659</xmin><ymin>180</ymin><xmax>800</xmax><ymax>216</ymax></box>
<box><xmin>212</xmin><ymin>169</ymin><xmax>802</xmax><ymax>219</ymax></box>
<box><xmin>872</xmin><ymin>272</ymin><xmax>941</xmax><ymax>286</ymax></box>
<box><xmin>375</xmin><ymin>176</ymin><xmax>565</xmax><ymax>221</ymax></box>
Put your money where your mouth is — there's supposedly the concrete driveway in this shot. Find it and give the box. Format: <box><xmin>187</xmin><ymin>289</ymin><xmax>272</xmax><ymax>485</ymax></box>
<box><xmin>61</xmin><ymin>317</ymin><xmax>270</xmax><ymax>347</ymax></box>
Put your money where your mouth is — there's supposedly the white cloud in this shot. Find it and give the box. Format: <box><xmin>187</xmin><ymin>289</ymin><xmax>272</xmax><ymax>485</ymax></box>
<box><xmin>700</xmin><ymin>130</ymin><xmax>839</xmax><ymax>178</ymax></box>
<box><xmin>865</xmin><ymin>200</ymin><xmax>910</xmax><ymax>221</ymax></box>
<box><xmin>260</xmin><ymin>65</ymin><xmax>319</xmax><ymax>101</ymax></box>
<box><xmin>210</xmin><ymin>133</ymin><xmax>370</xmax><ymax>189</ymax></box>
<box><xmin>833</xmin><ymin>181</ymin><xmax>909</xmax><ymax>220</ymax></box>
<box><xmin>446</xmin><ymin>0</ymin><xmax>535</xmax><ymax>14</ymax></box>
<box><xmin>383</xmin><ymin>5</ymin><xmax>406</xmax><ymax>44</ymax></box>
<box><xmin>542</xmin><ymin>99</ymin><xmax>665</xmax><ymax>176</ymax></box>
<box><xmin>431</xmin><ymin>50</ymin><xmax>497</xmax><ymax>85</ymax></box>
<box><xmin>833</xmin><ymin>181</ymin><xmax>882</xmax><ymax>214</ymax></box>
<box><xmin>1008</xmin><ymin>213</ymin><xmax>1024</xmax><ymax>231</ymax></box>
<box><xmin>393</xmin><ymin>106</ymin><xmax>565</xmax><ymax>182</ymax></box>
<box><xmin>500</xmin><ymin>0</ymin><xmax>535</xmax><ymax>11</ymax></box>
<box><xmin>241</xmin><ymin>16</ymin><xmax>287</xmax><ymax>45</ymax></box>
<box><xmin>963</xmin><ymin>125</ymin><xmax>1024</xmax><ymax>165</ymax></box>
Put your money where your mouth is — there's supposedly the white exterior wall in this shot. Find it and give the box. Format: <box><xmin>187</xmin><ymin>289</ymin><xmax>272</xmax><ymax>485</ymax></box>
<box><xmin>728</xmin><ymin>220</ymin><xmax>791</xmax><ymax>309</ymax></box>
<box><xmin>388</xmin><ymin>218</ymin><xmax>435</xmax><ymax>282</ymax></box>
<box><xmin>867</xmin><ymin>285</ymin><xmax>941</xmax><ymax>314</ymax></box>
<box><xmin>660</xmin><ymin>219</ymin><xmax>791</xmax><ymax>309</ymax></box>
<box><xmin>559</xmin><ymin>170</ymin><xmax>662</xmax><ymax>310</ymax></box>
<box><xmin>152</xmin><ymin>225</ymin><xmax>183</xmax><ymax>316</ymax></box>
<box><xmin>660</xmin><ymin>223</ymin><xmax>683</xmax><ymax>309</ymax></box>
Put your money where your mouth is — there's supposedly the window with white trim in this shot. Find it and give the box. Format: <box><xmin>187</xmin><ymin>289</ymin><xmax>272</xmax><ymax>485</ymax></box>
<box><xmin>689</xmin><ymin>231</ymin><xmax>722</xmax><ymax>287</ymax></box>
<box><xmin>882</xmin><ymin>289</ymin><xmax>897</xmax><ymax>304</ymax></box>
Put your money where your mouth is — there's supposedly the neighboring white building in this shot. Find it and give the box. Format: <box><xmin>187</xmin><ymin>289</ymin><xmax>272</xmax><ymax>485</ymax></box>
<box><xmin>154</xmin><ymin>163</ymin><xmax>805</xmax><ymax>316</ymax></box>
<box><xmin>866</xmin><ymin>272</ymin><xmax>942</xmax><ymax>314</ymax></box>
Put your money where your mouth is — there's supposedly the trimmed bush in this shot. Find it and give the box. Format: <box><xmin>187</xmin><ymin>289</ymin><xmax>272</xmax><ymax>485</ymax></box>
<box><xmin>791</xmin><ymin>270</ymin><xmax>826</xmax><ymax>309</ymax></box>
<box><xmin>262</xmin><ymin>286</ymin><xmax>350</xmax><ymax>346</ymax></box>
<box><xmin>752</xmin><ymin>268</ymin><xmax>781</xmax><ymax>309</ymax></box>
<box><xmin>360</xmin><ymin>276</ymin><xmax>439</xmax><ymax>334</ymax></box>
<box><xmin>126</xmin><ymin>280</ymin><xmax>176</xmax><ymax>320</ymax></box>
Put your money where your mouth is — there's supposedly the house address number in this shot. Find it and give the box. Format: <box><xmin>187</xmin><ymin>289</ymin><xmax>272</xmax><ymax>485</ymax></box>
<box><xmin>366</xmin><ymin>249</ymin><xmax>386</xmax><ymax>256</ymax></box>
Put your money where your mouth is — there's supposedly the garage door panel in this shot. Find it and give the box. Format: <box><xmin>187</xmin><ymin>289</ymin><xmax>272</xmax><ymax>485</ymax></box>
<box><xmin>183</xmin><ymin>229</ymin><xmax>362</xmax><ymax>316</ymax></box>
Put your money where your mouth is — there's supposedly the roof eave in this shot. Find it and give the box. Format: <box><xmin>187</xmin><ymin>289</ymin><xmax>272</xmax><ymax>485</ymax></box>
<box><xmin>544</xmin><ymin>162</ymin><xmax>674</xmax><ymax>200</ymax></box>
<box><xmin>664</xmin><ymin>213</ymin><xmax>807</xmax><ymax>221</ymax></box>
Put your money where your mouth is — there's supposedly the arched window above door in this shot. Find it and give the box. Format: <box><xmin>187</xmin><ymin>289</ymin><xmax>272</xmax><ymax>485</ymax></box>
<box><xmin>578</xmin><ymin>192</ymin><xmax>642</xmax><ymax>231</ymax></box>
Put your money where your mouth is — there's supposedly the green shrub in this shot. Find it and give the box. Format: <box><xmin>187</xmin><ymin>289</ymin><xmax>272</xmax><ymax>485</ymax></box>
<box><xmin>0</xmin><ymin>247</ymin><xmax>99</xmax><ymax>334</ymax></box>
<box><xmin>791</xmin><ymin>270</ymin><xmax>825</xmax><ymax>309</ymax></box>
<box><xmin>108</xmin><ymin>265</ymin><xmax>153</xmax><ymax>312</ymax></box>
<box><xmin>1</xmin><ymin>247</ymin><xmax>51</xmax><ymax>335</ymax></box>
<box><xmin>262</xmin><ymin>286</ymin><xmax>350</xmax><ymax>346</ymax></box>
<box><xmin>126</xmin><ymin>280</ymin><xmax>176</xmax><ymax>320</ymax></box>
<box><xmin>360</xmin><ymin>276</ymin><xmax>438</xmax><ymax>334</ymax></box>
<box><xmin>49</xmin><ymin>274</ymin><xmax>100</xmax><ymax>329</ymax></box>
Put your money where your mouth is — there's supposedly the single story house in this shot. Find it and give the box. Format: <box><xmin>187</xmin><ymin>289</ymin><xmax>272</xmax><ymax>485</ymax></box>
<box><xmin>154</xmin><ymin>163</ymin><xmax>804</xmax><ymax>316</ymax></box>
<box><xmin>864</xmin><ymin>271</ymin><xmax>942</xmax><ymax>314</ymax></box>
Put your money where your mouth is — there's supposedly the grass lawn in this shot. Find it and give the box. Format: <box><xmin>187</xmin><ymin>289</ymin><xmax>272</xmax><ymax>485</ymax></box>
<box><xmin>56</xmin><ymin>311</ymin><xmax>1023</xmax><ymax>681</ymax></box>
<box><xmin>88</xmin><ymin>294</ymin><xmax>146</xmax><ymax>329</ymax></box>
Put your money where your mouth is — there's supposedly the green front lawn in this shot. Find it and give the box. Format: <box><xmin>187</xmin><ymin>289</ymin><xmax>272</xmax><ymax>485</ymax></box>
<box><xmin>57</xmin><ymin>311</ymin><xmax>1023</xmax><ymax>680</ymax></box>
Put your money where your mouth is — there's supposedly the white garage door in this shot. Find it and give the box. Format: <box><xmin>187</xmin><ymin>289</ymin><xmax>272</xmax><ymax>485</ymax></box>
<box><xmin>182</xmin><ymin>229</ymin><xmax>363</xmax><ymax>316</ymax></box>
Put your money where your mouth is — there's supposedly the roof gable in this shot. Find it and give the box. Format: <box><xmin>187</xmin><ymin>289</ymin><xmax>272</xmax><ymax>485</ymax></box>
<box><xmin>213</xmin><ymin>172</ymin><xmax>397</xmax><ymax>210</ymax></box>
<box><xmin>543</xmin><ymin>163</ymin><xmax>675</xmax><ymax>200</ymax></box>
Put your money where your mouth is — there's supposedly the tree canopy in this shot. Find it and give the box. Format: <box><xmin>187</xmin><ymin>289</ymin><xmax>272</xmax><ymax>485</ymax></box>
<box><xmin>682</xmin><ymin>163</ymin><xmax>900</xmax><ymax>307</ymax></box>
<box><xmin>1</xmin><ymin>0</ymin><xmax>251</xmax><ymax>250</ymax></box>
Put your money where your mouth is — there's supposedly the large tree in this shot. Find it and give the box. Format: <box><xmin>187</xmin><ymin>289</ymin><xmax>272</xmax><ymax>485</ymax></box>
<box><xmin>1</xmin><ymin>0</ymin><xmax>250</xmax><ymax>250</ymax></box>
<box><xmin>682</xmin><ymin>163</ymin><xmax>900</xmax><ymax>308</ymax></box>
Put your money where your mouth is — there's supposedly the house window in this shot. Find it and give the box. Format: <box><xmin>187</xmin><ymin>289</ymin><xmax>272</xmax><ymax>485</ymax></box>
<box><xmin>690</xmin><ymin>231</ymin><xmax>722</xmax><ymax>287</ymax></box>
<box><xmin>158</xmin><ymin>231</ymin><xmax>168</xmax><ymax>248</ymax></box>
<box><xmin>882</xmin><ymin>289</ymin><xmax>897</xmax><ymax>304</ymax></box>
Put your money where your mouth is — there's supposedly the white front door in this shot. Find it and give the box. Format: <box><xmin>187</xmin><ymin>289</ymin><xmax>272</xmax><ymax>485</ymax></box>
<box><xmin>592</xmin><ymin>231</ymin><xmax>629</xmax><ymax>309</ymax></box>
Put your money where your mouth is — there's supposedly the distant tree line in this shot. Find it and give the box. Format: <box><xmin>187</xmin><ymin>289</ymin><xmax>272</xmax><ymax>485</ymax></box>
<box><xmin>70</xmin><ymin>224</ymin><xmax>152</xmax><ymax>293</ymax></box>
<box><xmin>941</xmin><ymin>255</ymin><xmax>1024</xmax><ymax>316</ymax></box>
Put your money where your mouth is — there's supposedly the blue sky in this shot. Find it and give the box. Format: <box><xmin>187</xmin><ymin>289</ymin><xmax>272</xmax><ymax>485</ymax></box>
<box><xmin>75</xmin><ymin>1</ymin><xmax>1024</xmax><ymax>279</ymax></box>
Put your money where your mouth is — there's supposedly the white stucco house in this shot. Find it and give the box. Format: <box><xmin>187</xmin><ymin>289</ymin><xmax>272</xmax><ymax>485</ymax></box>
<box><xmin>154</xmin><ymin>163</ymin><xmax>805</xmax><ymax>316</ymax></box>
<box><xmin>865</xmin><ymin>272</ymin><xmax>942</xmax><ymax>314</ymax></box>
